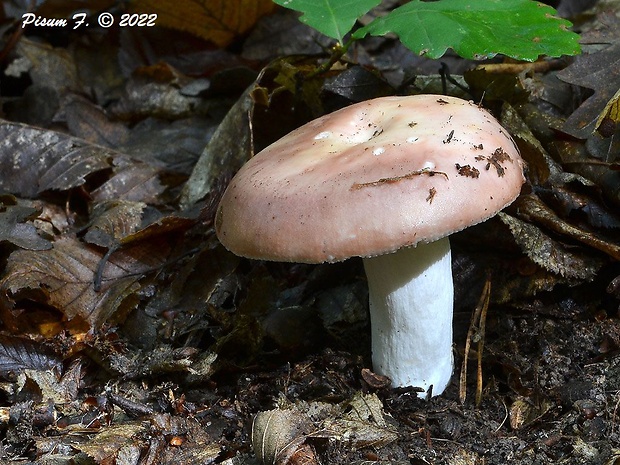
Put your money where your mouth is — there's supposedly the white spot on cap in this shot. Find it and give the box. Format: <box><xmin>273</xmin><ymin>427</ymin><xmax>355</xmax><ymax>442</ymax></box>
<box><xmin>406</xmin><ymin>136</ymin><xmax>419</xmax><ymax>143</ymax></box>
<box><xmin>422</xmin><ymin>161</ymin><xmax>435</xmax><ymax>170</ymax></box>
<box><xmin>373</xmin><ymin>147</ymin><xmax>385</xmax><ymax>156</ymax></box>
<box><xmin>314</xmin><ymin>131</ymin><xmax>332</xmax><ymax>140</ymax></box>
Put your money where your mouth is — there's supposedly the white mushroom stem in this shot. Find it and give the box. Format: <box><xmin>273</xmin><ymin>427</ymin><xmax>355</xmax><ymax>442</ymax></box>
<box><xmin>362</xmin><ymin>237</ymin><xmax>454</xmax><ymax>398</ymax></box>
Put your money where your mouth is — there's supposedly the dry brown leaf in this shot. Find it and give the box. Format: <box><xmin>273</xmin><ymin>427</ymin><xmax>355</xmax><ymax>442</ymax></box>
<box><xmin>252</xmin><ymin>408</ymin><xmax>313</xmax><ymax>465</ymax></box>
<box><xmin>556</xmin><ymin>14</ymin><xmax>620</xmax><ymax>139</ymax></box>
<box><xmin>0</xmin><ymin>335</ymin><xmax>61</xmax><ymax>379</ymax></box>
<box><xmin>0</xmin><ymin>120</ymin><xmax>114</xmax><ymax>198</ymax></box>
<box><xmin>325</xmin><ymin>392</ymin><xmax>398</xmax><ymax>448</ymax></box>
<box><xmin>58</xmin><ymin>94</ymin><xmax>130</xmax><ymax>148</ymax></box>
<box><xmin>0</xmin><ymin>204</ymin><xmax>52</xmax><ymax>251</ymax></box>
<box><xmin>132</xmin><ymin>0</ymin><xmax>275</xmax><ymax>47</ymax></box>
<box><xmin>76</xmin><ymin>422</ymin><xmax>146</xmax><ymax>464</ymax></box>
<box><xmin>514</xmin><ymin>193</ymin><xmax>620</xmax><ymax>262</ymax></box>
<box><xmin>498</xmin><ymin>210</ymin><xmax>604</xmax><ymax>281</ymax></box>
<box><xmin>84</xmin><ymin>201</ymin><xmax>147</xmax><ymax>248</ymax></box>
<box><xmin>0</xmin><ymin>119</ymin><xmax>167</xmax><ymax>203</ymax></box>
<box><xmin>0</xmin><ymin>236</ymin><xmax>170</xmax><ymax>327</ymax></box>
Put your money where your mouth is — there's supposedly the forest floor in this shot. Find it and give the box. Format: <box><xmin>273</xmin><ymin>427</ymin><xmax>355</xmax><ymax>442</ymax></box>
<box><xmin>0</xmin><ymin>1</ymin><xmax>619</xmax><ymax>464</ymax></box>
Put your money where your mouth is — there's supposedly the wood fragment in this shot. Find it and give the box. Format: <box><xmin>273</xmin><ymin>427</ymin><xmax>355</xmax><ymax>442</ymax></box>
<box><xmin>351</xmin><ymin>169</ymin><xmax>448</xmax><ymax>190</ymax></box>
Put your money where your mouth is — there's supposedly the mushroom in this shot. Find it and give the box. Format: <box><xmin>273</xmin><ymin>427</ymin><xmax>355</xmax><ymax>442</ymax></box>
<box><xmin>216</xmin><ymin>94</ymin><xmax>524</xmax><ymax>397</ymax></box>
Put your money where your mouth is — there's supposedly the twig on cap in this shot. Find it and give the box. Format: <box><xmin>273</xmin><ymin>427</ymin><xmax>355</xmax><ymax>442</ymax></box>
<box><xmin>351</xmin><ymin>169</ymin><xmax>449</xmax><ymax>190</ymax></box>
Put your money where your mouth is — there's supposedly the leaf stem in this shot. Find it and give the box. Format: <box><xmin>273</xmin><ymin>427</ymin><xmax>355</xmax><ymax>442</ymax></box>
<box><xmin>307</xmin><ymin>38</ymin><xmax>355</xmax><ymax>78</ymax></box>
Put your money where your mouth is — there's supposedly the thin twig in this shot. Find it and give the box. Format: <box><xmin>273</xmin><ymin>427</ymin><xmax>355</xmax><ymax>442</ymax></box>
<box><xmin>351</xmin><ymin>169</ymin><xmax>448</xmax><ymax>190</ymax></box>
<box><xmin>459</xmin><ymin>274</ymin><xmax>491</xmax><ymax>405</ymax></box>
<box><xmin>475</xmin><ymin>278</ymin><xmax>491</xmax><ymax>407</ymax></box>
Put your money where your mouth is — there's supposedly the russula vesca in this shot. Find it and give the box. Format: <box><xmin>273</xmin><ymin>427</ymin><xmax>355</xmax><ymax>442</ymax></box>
<box><xmin>216</xmin><ymin>94</ymin><xmax>525</xmax><ymax>397</ymax></box>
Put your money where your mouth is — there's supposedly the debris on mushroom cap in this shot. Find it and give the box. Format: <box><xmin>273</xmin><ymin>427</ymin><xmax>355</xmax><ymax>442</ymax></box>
<box><xmin>216</xmin><ymin>94</ymin><xmax>525</xmax><ymax>263</ymax></box>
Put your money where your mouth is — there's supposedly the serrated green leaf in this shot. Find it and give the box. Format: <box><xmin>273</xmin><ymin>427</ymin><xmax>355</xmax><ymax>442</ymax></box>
<box><xmin>353</xmin><ymin>0</ymin><xmax>580</xmax><ymax>61</ymax></box>
<box><xmin>273</xmin><ymin>0</ymin><xmax>381</xmax><ymax>44</ymax></box>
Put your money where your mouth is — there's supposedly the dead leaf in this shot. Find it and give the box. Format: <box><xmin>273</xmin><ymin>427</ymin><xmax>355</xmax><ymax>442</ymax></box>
<box><xmin>83</xmin><ymin>202</ymin><xmax>199</xmax><ymax>292</ymax></box>
<box><xmin>252</xmin><ymin>408</ymin><xmax>313</xmax><ymax>465</ymax></box>
<box><xmin>180</xmin><ymin>83</ymin><xmax>253</xmax><ymax>208</ymax></box>
<box><xmin>541</xmin><ymin>184</ymin><xmax>620</xmax><ymax>230</ymax></box>
<box><xmin>131</xmin><ymin>0</ymin><xmax>275</xmax><ymax>47</ymax></box>
<box><xmin>84</xmin><ymin>201</ymin><xmax>148</xmax><ymax>248</ymax></box>
<box><xmin>75</xmin><ymin>422</ymin><xmax>147</xmax><ymax>464</ymax></box>
<box><xmin>109</xmin><ymin>62</ymin><xmax>211</xmax><ymax>121</ymax></box>
<box><xmin>514</xmin><ymin>194</ymin><xmax>620</xmax><ymax>262</ymax></box>
<box><xmin>498</xmin><ymin>211</ymin><xmax>604</xmax><ymax>280</ymax></box>
<box><xmin>118</xmin><ymin>116</ymin><xmax>216</xmax><ymax>176</ymax></box>
<box><xmin>56</xmin><ymin>94</ymin><xmax>130</xmax><ymax>148</ymax></box>
<box><xmin>500</xmin><ymin>103</ymin><xmax>552</xmax><ymax>185</ymax></box>
<box><xmin>91</xmin><ymin>162</ymin><xmax>166</xmax><ymax>204</ymax></box>
<box><xmin>0</xmin><ymin>204</ymin><xmax>52</xmax><ymax>251</ymax></box>
<box><xmin>24</xmin><ymin>360</ymin><xmax>82</xmax><ymax>404</ymax></box>
<box><xmin>0</xmin><ymin>335</ymin><xmax>61</xmax><ymax>379</ymax></box>
<box><xmin>557</xmin><ymin>15</ymin><xmax>620</xmax><ymax>139</ymax></box>
<box><xmin>509</xmin><ymin>396</ymin><xmax>554</xmax><ymax>430</ymax></box>
<box><xmin>242</xmin><ymin>9</ymin><xmax>332</xmax><ymax>61</ymax></box>
<box><xmin>0</xmin><ymin>236</ymin><xmax>170</xmax><ymax>327</ymax></box>
<box><xmin>12</xmin><ymin>37</ymin><xmax>80</xmax><ymax>94</ymax></box>
<box><xmin>324</xmin><ymin>392</ymin><xmax>398</xmax><ymax>448</ymax></box>
<box><xmin>552</xmin><ymin>139</ymin><xmax>620</xmax><ymax>207</ymax></box>
<box><xmin>322</xmin><ymin>65</ymin><xmax>394</xmax><ymax>111</ymax></box>
<box><xmin>0</xmin><ymin>120</ymin><xmax>114</xmax><ymax>198</ymax></box>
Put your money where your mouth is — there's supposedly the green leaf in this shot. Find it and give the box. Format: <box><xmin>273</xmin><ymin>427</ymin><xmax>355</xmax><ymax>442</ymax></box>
<box><xmin>353</xmin><ymin>0</ymin><xmax>581</xmax><ymax>61</ymax></box>
<box><xmin>273</xmin><ymin>0</ymin><xmax>381</xmax><ymax>44</ymax></box>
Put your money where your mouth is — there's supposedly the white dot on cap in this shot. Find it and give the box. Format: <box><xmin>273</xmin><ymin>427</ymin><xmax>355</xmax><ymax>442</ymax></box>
<box><xmin>406</xmin><ymin>136</ymin><xmax>419</xmax><ymax>143</ymax></box>
<box><xmin>373</xmin><ymin>147</ymin><xmax>385</xmax><ymax>156</ymax></box>
<box><xmin>314</xmin><ymin>131</ymin><xmax>332</xmax><ymax>140</ymax></box>
<box><xmin>422</xmin><ymin>161</ymin><xmax>435</xmax><ymax>170</ymax></box>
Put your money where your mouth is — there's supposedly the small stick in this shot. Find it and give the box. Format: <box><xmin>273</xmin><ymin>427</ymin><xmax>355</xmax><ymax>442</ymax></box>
<box><xmin>459</xmin><ymin>274</ymin><xmax>491</xmax><ymax>405</ymax></box>
<box><xmin>351</xmin><ymin>169</ymin><xmax>448</xmax><ymax>190</ymax></box>
<box><xmin>476</xmin><ymin>278</ymin><xmax>491</xmax><ymax>407</ymax></box>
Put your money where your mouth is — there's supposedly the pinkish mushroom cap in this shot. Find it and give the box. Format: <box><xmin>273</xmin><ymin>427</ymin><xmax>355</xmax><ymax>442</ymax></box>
<box><xmin>216</xmin><ymin>94</ymin><xmax>525</xmax><ymax>397</ymax></box>
<box><xmin>216</xmin><ymin>94</ymin><xmax>524</xmax><ymax>263</ymax></box>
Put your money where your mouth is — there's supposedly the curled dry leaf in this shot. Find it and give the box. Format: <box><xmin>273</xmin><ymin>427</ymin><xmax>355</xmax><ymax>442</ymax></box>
<box><xmin>498</xmin><ymin>211</ymin><xmax>603</xmax><ymax>280</ymax></box>
<box><xmin>109</xmin><ymin>62</ymin><xmax>211</xmax><ymax>121</ymax></box>
<box><xmin>74</xmin><ymin>422</ymin><xmax>147</xmax><ymax>464</ymax></box>
<box><xmin>180</xmin><ymin>84</ymin><xmax>254</xmax><ymax>208</ymax></box>
<box><xmin>509</xmin><ymin>396</ymin><xmax>554</xmax><ymax>430</ymax></box>
<box><xmin>12</xmin><ymin>38</ymin><xmax>81</xmax><ymax>95</ymax></box>
<box><xmin>322</xmin><ymin>392</ymin><xmax>398</xmax><ymax>448</ymax></box>
<box><xmin>252</xmin><ymin>408</ymin><xmax>314</xmax><ymax>465</ymax></box>
<box><xmin>252</xmin><ymin>393</ymin><xmax>398</xmax><ymax>464</ymax></box>
<box><xmin>513</xmin><ymin>193</ymin><xmax>620</xmax><ymax>262</ymax></box>
<box><xmin>83</xmin><ymin>203</ymin><xmax>198</xmax><ymax>292</ymax></box>
<box><xmin>500</xmin><ymin>103</ymin><xmax>552</xmax><ymax>185</ymax></box>
<box><xmin>0</xmin><ymin>236</ymin><xmax>170</xmax><ymax>327</ymax></box>
<box><xmin>0</xmin><ymin>204</ymin><xmax>52</xmax><ymax>251</ymax></box>
<box><xmin>558</xmin><ymin>50</ymin><xmax>620</xmax><ymax>139</ymax></box>
<box><xmin>24</xmin><ymin>360</ymin><xmax>82</xmax><ymax>405</ymax></box>
<box><xmin>84</xmin><ymin>201</ymin><xmax>148</xmax><ymax>248</ymax></box>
